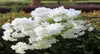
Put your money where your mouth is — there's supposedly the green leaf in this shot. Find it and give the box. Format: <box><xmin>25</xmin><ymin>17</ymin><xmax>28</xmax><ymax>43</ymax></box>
<box><xmin>46</xmin><ymin>18</ymin><xmax>54</xmax><ymax>23</ymax></box>
<box><xmin>76</xmin><ymin>45</ymin><xmax>85</xmax><ymax>48</ymax></box>
<box><xmin>44</xmin><ymin>52</ymin><xmax>50</xmax><ymax>54</ymax></box>
<box><xmin>95</xmin><ymin>36</ymin><xmax>100</xmax><ymax>40</ymax></box>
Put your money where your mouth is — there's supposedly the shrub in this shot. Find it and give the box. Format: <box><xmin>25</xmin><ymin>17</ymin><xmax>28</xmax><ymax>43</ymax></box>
<box><xmin>0</xmin><ymin>6</ymin><xmax>97</xmax><ymax>54</ymax></box>
<box><xmin>0</xmin><ymin>28</ymin><xmax>100</xmax><ymax>54</ymax></box>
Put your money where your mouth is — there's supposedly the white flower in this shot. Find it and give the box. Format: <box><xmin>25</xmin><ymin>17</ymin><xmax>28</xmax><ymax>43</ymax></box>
<box><xmin>2</xmin><ymin>29</ymin><xmax>17</xmax><ymax>41</ymax></box>
<box><xmin>49</xmin><ymin>6</ymin><xmax>68</xmax><ymax>22</ymax></box>
<box><xmin>53</xmin><ymin>17</ymin><xmax>63</xmax><ymax>22</ymax></box>
<box><xmin>11</xmin><ymin>18</ymin><xmax>34</xmax><ymax>31</ymax></box>
<box><xmin>34</xmin><ymin>23</ymin><xmax>64</xmax><ymax>38</ymax></box>
<box><xmin>45</xmin><ymin>23</ymin><xmax>64</xmax><ymax>35</ymax></box>
<box><xmin>21</xmin><ymin>29</ymin><xmax>35</xmax><ymax>36</ymax></box>
<box><xmin>34</xmin><ymin>26</ymin><xmax>48</xmax><ymax>39</ymax></box>
<box><xmin>28</xmin><ymin>37</ymin><xmax>36</xmax><ymax>43</ymax></box>
<box><xmin>31</xmin><ymin>7</ymin><xmax>51</xmax><ymax>18</ymax></box>
<box><xmin>41</xmin><ymin>22</ymin><xmax>50</xmax><ymax>27</ymax></box>
<box><xmin>15</xmin><ymin>48</ymin><xmax>25</xmax><ymax>54</ymax></box>
<box><xmin>88</xmin><ymin>26</ymin><xmax>93</xmax><ymax>31</ymax></box>
<box><xmin>2</xmin><ymin>35</ymin><xmax>17</xmax><ymax>41</ymax></box>
<box><xmin>61</xmin><ymin>28</ymin><xmax>79</xmax><ymax>38</ymax></box>
<box><xmin>3</xmin><ymin>29</ymin><xmax>13</xmax><ymax>35</ymax></box>
<box><xmin>2</xmin><ymin>35</ymin><xmax>10</xmax><ymax>41</ymax></box>
<box><xmin>76</xmin><ymin>20</ymin><xmax>85</xmax><ymax>25</ymax></box>
<box><xmin>2</xmin><ymin>23</ymin><xmax>12</xmax><ymax>30</ymax></box>
<box><xmin>2</xmin><ymin>30</ymin><xmax>18</xmax><ymax>41</ymax></box>
<box><xmin>71</xmin><ymin>21</ymin><xmax>86</xmax><ymax>30</ymax></box>
<box><xmin>31</xmin><ymin>7</ymin><xmax>52</xmax><ymax>24</ymax></box>
<box><xmin>78</xmin><ymin>31</ymin><xmax>85</xmax><ymax>36</ymax></box>
<box><xmin>66</xmin><ymin>8</ymin><xmax>81</xmax><ymax>18</ymax></box>
<box><xmin>11</xmin><ymin>31</ymin><xmax>25</xmax><ymax>38</ymax></box>
<box><xmin>29</xmin><ymin>37</ymin><xmax>57</xmax><ymax>49</ymax></box>
<box><xmin>11</xmin><ymin>42</ymin><xmax>28</xmax><ymax>54</ymax></box>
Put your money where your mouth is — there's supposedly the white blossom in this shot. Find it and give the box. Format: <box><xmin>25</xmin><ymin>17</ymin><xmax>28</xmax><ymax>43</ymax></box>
<box><xmin>29</xmin><ymin>37</ymin><xmax>57</xmax><ymax>50</ymax></box>
<box><xmin>78</xmin><ymin>31</ymin><xmax>85</xmax><ymax>36</ymax></box>
<box><xmin>66</xmin><ymin>8</ymin><xmax>81</xmax><ymax>18</ymax></box>
<box><xmin>11</xmin><ymin>18</ymin><xmax>34</xmax><ymax>31</ymax></box>
<box><xmin>45</xmin><ymin>23</ymin><xmax>64</xmax><ymax>35</ymax></box>
<box><xmin>2</xmin><ymin>29</ymin><xmax>17</xmax><ymax>41</ymax></box>
<box><xmin>34</xmin><ymin>23</ymin><xmax>64</xmax><ymax>38</ymax></box>
<box><xmin>88</xmin><ymin>26</ymin><xmax>94</xmax><ymax>31</ymax></box>
<box><xmin>2</xmin><ymin>23</ymin><xmax>12</xmax><ymax>30</ymax></box>
<box><xmin>11</xmin><ymin>42</ymin><xmax>28</xmax><ymax>54</ymax></box>
<box><xmin>31</xmin><ymin>7</ymin><xmax>52</xmax><ymax>25</ymax></box>
<box><xmin>49</xmin><ymin>6</ymin><xmax>68</xmax><ymax>22</ymax></box>
<box><xmin>61</xmin><ymin>28</ymin><xmax>79</xmax><ymax>38</ymax></box>
<box><xmin>11</xmin><ymin>31</ymin><xmax>25</xmax><ymax>38</ymax></box>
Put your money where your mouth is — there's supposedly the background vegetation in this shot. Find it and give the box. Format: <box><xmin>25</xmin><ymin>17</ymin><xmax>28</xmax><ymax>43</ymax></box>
<box><xmin>1</xmin><ymin>0</ymin><xmax>100</xmax><ymax>7</ymax></box>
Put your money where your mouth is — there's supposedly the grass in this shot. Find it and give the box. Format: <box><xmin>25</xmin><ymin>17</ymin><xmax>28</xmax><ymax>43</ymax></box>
<box><xmin>0</xmin><ymin>11</ymin><xmax>31</xmax><ymax>28</ymax></box>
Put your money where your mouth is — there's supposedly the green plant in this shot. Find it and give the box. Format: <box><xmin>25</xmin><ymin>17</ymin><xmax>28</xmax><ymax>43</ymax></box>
<box><xmin>0</xmin><ymin>28</ymin><xmax>100</xmax><ymax>54</ymax></box>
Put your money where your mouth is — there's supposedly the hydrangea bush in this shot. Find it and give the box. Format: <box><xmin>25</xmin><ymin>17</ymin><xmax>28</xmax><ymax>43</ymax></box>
<box><xmin>2</xmin><ymin>6</ymin><xmax>93</xmax><ymax>54</ymax></box>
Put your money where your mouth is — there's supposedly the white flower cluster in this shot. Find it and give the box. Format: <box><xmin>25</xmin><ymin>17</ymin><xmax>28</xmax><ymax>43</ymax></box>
<box><xmin>11</xmin><ymin>42</ymin><xmax>28</xmax><ymax>54</ymax></box>
<box><xmin>2</xmin><ymin>6</ymin><xmax>93</xmax><ymax>54</ymax></box>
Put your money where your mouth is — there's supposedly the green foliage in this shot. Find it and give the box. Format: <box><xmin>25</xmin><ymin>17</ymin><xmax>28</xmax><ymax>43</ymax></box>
<box><xmin>0</xmin><ymin>28</ymin><xmax>100</xmax><ymax>54</ymax></box>
<box><xmin>46</xmin><ymin>18</ymin><xmax>55</xmax><ymax>23</ymax></box>
<box><xmin>0</xmin><ymin>0</ymin><xmax>31</xmax><ymax>6</ymax></box>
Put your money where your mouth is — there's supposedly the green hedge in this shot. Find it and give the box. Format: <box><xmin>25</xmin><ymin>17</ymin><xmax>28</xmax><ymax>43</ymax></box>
<box><xmin>0</xmin><ymin>28</ymin><xmax>100</xmax><ymax>54</ymax></box>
